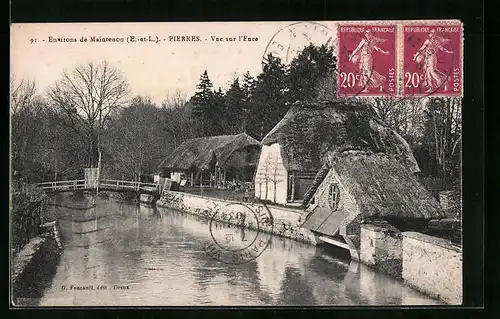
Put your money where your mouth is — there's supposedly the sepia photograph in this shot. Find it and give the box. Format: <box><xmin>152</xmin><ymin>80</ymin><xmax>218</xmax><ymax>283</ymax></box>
<box><xmin>10</xmin><ymin>20</ymin><xmax>464</xmax><ymax>307</ymax></box>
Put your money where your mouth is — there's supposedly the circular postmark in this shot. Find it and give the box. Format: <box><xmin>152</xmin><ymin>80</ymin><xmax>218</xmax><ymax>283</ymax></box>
<box><xmin>262</xmin><ymin>21</ymin><xmax>336</xmax><ymax>66</ymax></box>
<box><xmin>263</xmin><ymin>22</ymin><xmax>377</xmax><ymax>100</ymax></box>
<box><xmin>202</xmin><ymin>198</ymin><xmax>274</xmax><ymax>265</ymax></box>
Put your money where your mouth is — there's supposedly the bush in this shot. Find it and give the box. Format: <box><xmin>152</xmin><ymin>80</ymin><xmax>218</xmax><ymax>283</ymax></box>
<box><xmin>11</xmin><ymin>181</ymin><xmax>50</xmax><ymax>254</ymax></box>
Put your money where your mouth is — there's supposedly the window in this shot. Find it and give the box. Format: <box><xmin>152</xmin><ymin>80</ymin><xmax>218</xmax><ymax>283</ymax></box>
<box><xmin>328</xmin><ymin>183</ymin><xmax>340</xmax><ymax>211</ymax></box>
<box><xmin>287</xmin><ymin>171</ymin><xmax>316</xmax><ymax>202</ymax></box>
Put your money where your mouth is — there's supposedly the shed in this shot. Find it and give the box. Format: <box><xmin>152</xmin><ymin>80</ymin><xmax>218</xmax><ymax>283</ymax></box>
<box><xmin>301</xmin><ymin>150</ymin><xmax>445</xmax><ymax>260</ymax></box>
<box><xmin>158</xmin><ymin>133</ymin><xmax>260</xmax><ymax>187</ymax></box>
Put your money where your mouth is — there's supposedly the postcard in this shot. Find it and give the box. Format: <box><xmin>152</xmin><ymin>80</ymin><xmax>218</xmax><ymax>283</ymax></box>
<box><xmin>10</xmin><ymin>20</ymin><xmax>463</xmax><ymax>307</ymax></box>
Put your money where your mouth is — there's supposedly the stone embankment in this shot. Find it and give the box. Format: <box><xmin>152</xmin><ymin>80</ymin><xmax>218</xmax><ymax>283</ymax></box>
<box><xmin>11</xmin><ymin>221</ymin><xmax>62</xmax><ymax>306</ymax></box>
<box><xmin>158</xmin><ymin>190</ymin><xmax>463</xmax><ymax>305</ymax></box>
<box><xmin>359</xmin><ymin>222</ymin><xmax>462</xmax><ymax>305</ymax></box>
<box><xmin>156</xmin><ymin>190</ymin><xmax>317</xmax><ymax>244</ymax></box>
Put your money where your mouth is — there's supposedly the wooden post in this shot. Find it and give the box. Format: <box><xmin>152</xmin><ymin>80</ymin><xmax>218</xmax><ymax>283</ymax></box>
<box><xmin>217</xmin><ymin>168</ymin><xmax>220</xmax><ymax>188</ymax></box>
<box><xmin>200</xmin><ymin>170</ymin><xmax>203</xmax><ymax>197</ymax></box>
<box><xmin>290</xmin><ymin>172</ymin><xmax>295</xmax><ymax>202</ymax></box>
<box><xmin>96</xmin><ymin>150</ymin><xmax>101</xmax><ymax>195</ymax></box>
<box><xmin>191</xmin><ymin>171</ymin><xmax>194</xmax><ymax>187</ymax></box>
<box><xmin>214</xmin><ymin>167</ymin><xmax>217</xmax><ymax>188</ymax></box>
<box><xmin>223</xmin><ymin>168</ymin><xmax>226</xmax><ymax>189</ymax></box>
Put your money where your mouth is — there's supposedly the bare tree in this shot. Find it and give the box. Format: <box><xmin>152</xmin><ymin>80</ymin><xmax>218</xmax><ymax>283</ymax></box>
<box><xmin>162</xmin><ymin>89</ymin><xmax>187</xmax><ymax>110</ymax></box>
<box><xmin>372</xmin><ymin>96</ymin><xmax>426</xmax><ymax>139</ymax></box>
<box><xmin>404</xmin><ymin>97</ymin><xmax>427</xmax><ymax>138</ymax></box>
<box><xmin>11</xmin><ymin>76</ymin><xmax>89</xmax><ymax>181</ymax></box>
<box><xmin>47</xmin><ymin>61</ymin><xmax>129</xmax><ymax>167</ymax></box>
<box><xmin>103</xmin><ymin>96</ymin><xmax>167</xmax><ymax>181</ymax></box>
<box><xmin>160</xmin><ymin>91</ymin><xmax>201</xmax><ymax>148</ymax></box>
<box><xmin>372</xmin><ymin>96</ymin><xmax>400</xmax><ymax>123</ymax></box>
<box><xmin>427</xmin><ymin>97</ymin><xmax>462</xmax><ymax>184</ymax></box>
<box><xmin>10</xmin><ymin>76</ymin><xmax>37</xmax><ymax>115</ymax></box>
<box><xmin>10</xmin><ymin>77</ymin><xmax>46</xmax><ymax>180</ymax></box>
<box><xmin>255</xmin><ymin>154</ymin><xmax>273</xmax><ymax>201</ymax></box>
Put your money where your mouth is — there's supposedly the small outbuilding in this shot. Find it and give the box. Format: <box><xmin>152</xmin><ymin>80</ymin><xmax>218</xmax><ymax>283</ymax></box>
<box><xmin>158</xmin><ymin>133</ymin><xmax>260</xmax><ymax>187</ymax></box>
<box><xmin>253</xmin><ymin>100</ymin><xmax>445</xmax><ymax>258</ymax></box>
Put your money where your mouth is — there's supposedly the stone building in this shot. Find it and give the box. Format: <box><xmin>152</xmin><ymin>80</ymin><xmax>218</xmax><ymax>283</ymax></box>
<box><xmin>253</xmin><ymin>100</ymin><xmax>445</xmax><ymax>258</ymax></box>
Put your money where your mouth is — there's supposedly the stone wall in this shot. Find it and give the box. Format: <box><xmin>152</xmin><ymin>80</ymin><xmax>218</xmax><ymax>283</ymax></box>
<box><xmin>360</xmin><ymin>223</ymin><xmax>403</xmax><ymax>278</ymax></box>
<box><xmin>402</xmin><ymin>231</ymin><xmax>462</xmax><ymax>305</ymax></box>
<box><xmin>12</xmin><ymin>233</ymin><xmax>62</xmax><ymax>306</ymax></box>
<box><xmin>157</xmin><ymin>190</ymin><xmax>317</xmax><ymax>245</ymax></box>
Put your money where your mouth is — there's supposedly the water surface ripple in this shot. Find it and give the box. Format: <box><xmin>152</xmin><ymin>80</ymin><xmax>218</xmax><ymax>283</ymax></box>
<box><xmin>38</xmin><ymin>195</ymin><xmax>441</xmax><ymax>306</ymax></box>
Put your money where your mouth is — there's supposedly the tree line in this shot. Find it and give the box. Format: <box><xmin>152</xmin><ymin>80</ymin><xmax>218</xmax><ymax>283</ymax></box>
<box><xmin>10</xmin><ymin>43</ymin><xmax>461</xmax><ymax>190</ymax></box>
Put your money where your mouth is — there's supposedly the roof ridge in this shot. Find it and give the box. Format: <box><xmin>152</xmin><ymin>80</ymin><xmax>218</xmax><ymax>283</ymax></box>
<box><xmin>158</xmin><ymin>132</ymin><xmax>260</xmax><ymax>171</ymax></box>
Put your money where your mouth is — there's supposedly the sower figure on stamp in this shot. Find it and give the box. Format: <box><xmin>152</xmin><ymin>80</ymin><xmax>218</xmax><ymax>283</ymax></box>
<box><xmin>348</xmin><ymin>29</ymin><xmax>390</xmax><ymax>92</ymax></box>
<box><xmin>413</xmin><ymin>29</ymin><xmax>453</xmax><ymax>92</ymax></box>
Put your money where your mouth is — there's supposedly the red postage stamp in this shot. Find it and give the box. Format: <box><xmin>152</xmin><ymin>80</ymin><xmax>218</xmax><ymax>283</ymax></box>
<box><xmin>402</xmin><ymin>24</ymin><xmax>463</xmax><ymax>97</ymax></box>
<box><xmin>338</xmin><ymin>24</ymin><xmax>397</xmax><ymax>97</ymax></box>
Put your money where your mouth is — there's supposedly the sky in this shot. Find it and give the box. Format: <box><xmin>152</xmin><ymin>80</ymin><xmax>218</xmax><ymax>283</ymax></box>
<box><xmin>11</xmin><ymin>21</ymin><xmax>339</xmax><ymax>105</ymax></box>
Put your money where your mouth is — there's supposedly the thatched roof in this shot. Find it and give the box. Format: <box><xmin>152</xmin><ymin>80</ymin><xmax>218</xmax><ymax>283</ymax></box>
<box><xmin>261</xmin><ymin>101</ymin><xmax>420</xmax><ymax>173</ymax></box>
<box><xmin>158</xmin><ymin>133</ymin><xmax>260</xmax><ymax>171</ymax></box>
<box><xmin>329</xmin><ymin>151</ymin><xmax>444</xmax><ymax>219</ymax></box>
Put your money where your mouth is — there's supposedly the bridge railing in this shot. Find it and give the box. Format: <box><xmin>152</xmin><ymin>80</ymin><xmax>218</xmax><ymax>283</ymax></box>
<box><xmin>35</xmin><ymin>179</ymin><xmax>160</xmax><ymax>193</ymax></box>
<box><xmin>36</xmin><ymin>180</ymin><xmax>87</xmax><ymax>191</ymax></box>
<box><xmin>99</xmin><ymin>179</ymin><xmax>159</xmax><ymax>192</ymax></box>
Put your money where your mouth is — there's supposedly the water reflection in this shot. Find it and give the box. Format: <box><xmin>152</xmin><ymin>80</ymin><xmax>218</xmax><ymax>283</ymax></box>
<box><xmin>36</xmin><ymin>195</ymin><xmax>441</xmax><ymax>306</ymax></box>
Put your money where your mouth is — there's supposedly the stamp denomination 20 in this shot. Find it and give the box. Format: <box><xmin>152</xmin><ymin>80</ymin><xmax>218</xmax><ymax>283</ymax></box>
<box><xmin>403</xmin><ymin>24</ymin><xmax>463</xmax><ymax>97</ymax></box>
<box><xmin>338</xmin><ymin>24</ymin><xmax>397</xmax><ymax>97</ymax></box>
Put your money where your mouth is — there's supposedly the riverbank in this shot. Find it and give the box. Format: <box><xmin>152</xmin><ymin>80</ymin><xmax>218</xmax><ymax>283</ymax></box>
<box><xmin>157</xmin><ymin>190</ymin><xmax>317</xmax><ymax>245</ymax></box>
<box><xmin>11</xmin><ymin>222</ymin><xmax>62</xmax><ymax>306</ymax></box>
<box><xmin>11</xmin><ymin>180</ymin><xmax>64</xmax><ymax>306</ymax></box>
<box><xmin>10</xmin><ymin>190</ymin><xmax>460</xmax><ymax>305</ymax></box>
<box><xmin>157</xmin><ymin>190</ymin><xmax>462</xmax><ymax>305</ymax></box>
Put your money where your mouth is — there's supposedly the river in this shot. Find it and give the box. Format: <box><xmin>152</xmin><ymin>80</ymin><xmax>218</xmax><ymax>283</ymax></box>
<box><xmin>36</xmin><ymin>194</ymin><xmax>440</xmax><ymax>306</ymax></box>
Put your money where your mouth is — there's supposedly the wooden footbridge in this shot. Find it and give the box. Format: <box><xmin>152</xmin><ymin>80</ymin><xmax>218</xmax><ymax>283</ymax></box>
<box><xmin>36</xmin><ymin>179</ymin><xmax>161</xmax><ymax>196</ymax></box>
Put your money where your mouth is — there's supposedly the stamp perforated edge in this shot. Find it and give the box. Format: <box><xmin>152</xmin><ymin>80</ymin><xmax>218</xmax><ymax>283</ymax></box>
<box><xmin>397</xmin><ymin>20</ymin><xmax>464</xmax><ymax>97</ymax></box>
<box><xmin>336</xmin><ymin>22</ymin><xmax>398</xmax><ymax>98</ymax></box>
<box><xmin>325</xmin><ymin>19</ymin><xmax>464</xmax><ymax>98</ymax></box>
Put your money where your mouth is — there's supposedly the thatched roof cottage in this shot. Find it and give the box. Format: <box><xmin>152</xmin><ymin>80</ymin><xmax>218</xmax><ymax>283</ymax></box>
<box><xmin>254</xmin><ymin>101</ymin><xmax>445</xmax><ymax>257</ymax></box>
<box><xmin>158</xmin><ymin>133</ymin><xmax>260</xmax><ymax>186</ymax></box>
<box><xmin>255</xmin><ymin>100</ymin><xmax>421</xmax><ymax>204</ymax></box>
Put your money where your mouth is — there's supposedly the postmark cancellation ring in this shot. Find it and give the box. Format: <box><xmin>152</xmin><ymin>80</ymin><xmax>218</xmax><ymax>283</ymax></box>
<box><xmin>204</xmin><ymin>200</ymin><xmax>274</xmax><ymax>265</ymax></box>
